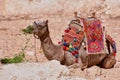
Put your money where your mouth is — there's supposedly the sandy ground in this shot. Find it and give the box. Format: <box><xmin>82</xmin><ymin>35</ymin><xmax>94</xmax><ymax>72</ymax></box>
<box><xmin>0</xmin><ymin>0</ymin><xmax>120</xmax><ymax>80</ymax></box>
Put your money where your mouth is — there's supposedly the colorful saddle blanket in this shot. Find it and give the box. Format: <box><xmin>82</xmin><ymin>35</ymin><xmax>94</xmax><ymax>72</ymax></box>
<box><xmin>62</xmin><ymin>20</ymin><xmax>84</xmax><ymax>62</ymax></box>
<box><xmin>83</xmin><ymin>18</ymin><xmax>104</xmax><ymax>54</ymax></box>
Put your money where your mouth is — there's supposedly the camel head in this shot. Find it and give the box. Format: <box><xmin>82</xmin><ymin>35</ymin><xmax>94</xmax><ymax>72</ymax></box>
<box><xmin>33</xmin><ymin>20</ymin><xmax>49</xmax><ymax>40</ymax></box>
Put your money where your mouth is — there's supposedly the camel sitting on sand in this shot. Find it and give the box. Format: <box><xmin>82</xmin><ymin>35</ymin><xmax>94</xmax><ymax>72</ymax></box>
<box><xmin>32</xmin><ymin>19</ymin><xmax>116</xmax><ymax>70</ymax></box>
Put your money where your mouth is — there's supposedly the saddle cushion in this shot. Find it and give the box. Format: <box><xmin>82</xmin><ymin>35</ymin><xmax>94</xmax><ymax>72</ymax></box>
<box><xmin>62</xmin><ymin>20</ymin><xmax>84</xmax><ymax>62</ymax></box>
<box><xmin>83</xmin><ymin>18</ymin><xmax>104</xmax><ymax>54</ymax></box>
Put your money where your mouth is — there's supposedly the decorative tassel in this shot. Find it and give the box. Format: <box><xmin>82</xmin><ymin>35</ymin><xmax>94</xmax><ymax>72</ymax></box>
<box><xmin>74</xmin><ymin>46</ymin><xmax>78</xmax><ymax>50</ymax></box>
<box><xmin>71</xmin><ymin>51</ymin><xmax>75</xmax><ymax>56</ymax></box>
<box><xmin>73</xmin><ymin>37</ymin><xmax>77</xmax><ymax>42</ymax></box>
<box><xmin>75</xmin><ymin>51</ymin><xmax>79</xmax><ymax>54</ymax></box>
<box><xmin>75</xmin><ymin>54</ymin><xmax>79</xmax><ymax>58</ymax></box>
<box><xmin>73</xmin><ymin>47</ymin><xmax>76</xmax><ymax>51</ymax></box>
<box><xmin>113</xmin><ymin>53</ymin><xmax>116</xmax><ymax>57</ymax></box>
<box><xmin>75</xmin><ymin>58</ymin><xmax>78</xmax><ymax>63</ymax></box>
<box><xmin>63</xmin><ymin>46</ymin><xmax>67</xmax><ymax>50</ymax></box>
<box><xmin>63</xmin><ymin>41</ymin><xmax>67</xmax><ymax>46</ymax></box>
<box><xmin>76</xmin><ymin>29</ymin><xmax>80</xmax><ymax>34</ymax></box>
<box><xmin>69</xmin><ymin>43</ymin><xmax>73</xmax><ymax>49</ymax></box>
<box><xmin>65</xmin><ymin>29</ymin><xmax>69</xmax><ymax>33</ymax></box>
<box><xmin>68</xmin><ymin>48</ymin><xmax>72</xmax><ymax>52</ymax></box>
<box><xmin>66</xmin><ymin>47</ymin><xmax>69</xmax><ymax>51</ymax></box>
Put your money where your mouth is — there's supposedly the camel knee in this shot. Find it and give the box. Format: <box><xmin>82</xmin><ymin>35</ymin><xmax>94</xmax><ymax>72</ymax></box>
<box><xmin>102</xmin><ymin>60</ymin><xmax>116</xmax><ymax>69</ymax></box>
<box><xmin>100</xmin><ymin>55</ymin><xmax>116</xmax><ymax>69</ymax></box>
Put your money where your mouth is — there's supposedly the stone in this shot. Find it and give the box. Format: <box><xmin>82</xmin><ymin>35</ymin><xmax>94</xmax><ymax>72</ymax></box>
<box><xmin>0</xmin><ymin>60</ymin><xmax>68</xmax><ymax>80</ymax></box>
<box><xmin>59</xmin><ymin>76</ymin><xmax>86</xmax><ymax>80</ymax></box>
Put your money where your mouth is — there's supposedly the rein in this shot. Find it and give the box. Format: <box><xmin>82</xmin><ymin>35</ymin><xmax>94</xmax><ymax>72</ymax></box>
<box><xmin>33</xmin><ymin>21</ymin><xmax>50</xmax><ymax>41</ymax></box>
<box><xmin>33</xmin><ymin>27</ymin><xmax>50</xmax><ymax>42</ymax></box>
<box><xmin>40</xmin><ymin>29</ymin><xmax>49</xmax><ymax>41</ymax></box>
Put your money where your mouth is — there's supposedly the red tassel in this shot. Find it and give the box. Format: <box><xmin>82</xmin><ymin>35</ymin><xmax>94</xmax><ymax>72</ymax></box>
<box><xmin>72</xmin><ymin>51</ymin><xmax>75</xmax><ymax>56</ymax></box>
<box><xmin>75</xmin><ymin>58</ymin><xmax>78</xmax><ymax>63</ymax></box>
<box><xmin>63</xmin><ymin>46</ymin><xmax>67</xmax><ymax>50</ymax></box>
<box><xmin>65</xmin><ymin>29</ymin><xmax>69</xmax><ymax>33</ymax></box>
<box><xmin>114</xmin><ymin>52</ymin><xmax>116</xmax><ymax>57</ymax></box>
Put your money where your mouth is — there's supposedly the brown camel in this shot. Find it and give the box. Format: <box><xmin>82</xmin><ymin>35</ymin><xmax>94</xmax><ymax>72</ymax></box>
<box><xmin>32</xmin><ymin>20</ymin><xmax>116</xmax><ymax>70</ymax></box>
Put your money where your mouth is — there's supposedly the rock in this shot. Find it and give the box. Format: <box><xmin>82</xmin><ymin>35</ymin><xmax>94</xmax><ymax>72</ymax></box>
<box><xmin>84</xmin><ymin>66</ymin><xmax>102</xmax><ymax>80</ymax></box>
<box><xmin>59</xmin><ymin>76</ymin><xmax>86</xmax><ymax>80</ymax></box>
<box><xmin>95</xmin><ymin>77</ymin><xmax>101</xmax><ymax>80</ymax></box>
<box><xmin>114</xmin><ymin>62</ymin><xmax>120</xmax><ymax>68</ymax></box>
<box><xmin>0</xmin><ymin>60</ymin><xmax>67</xmax><ymax>80</ymax></box>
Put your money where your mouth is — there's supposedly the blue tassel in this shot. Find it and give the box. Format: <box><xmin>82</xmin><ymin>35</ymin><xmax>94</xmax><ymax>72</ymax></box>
<box><xmin>73</xmin><ymin>37</ymin><xmax>77</xmax><ymax>42</ymax></box>
<box><xmin>72</xmin><ymin>48</ymin><xmax>76</xmax><ymax>51</ymax></box>
<box><xmin>75</xmin><ymin>54</ymin><xmax>79</xmax><ymax>58</ymax></box>
<box><xmin>76</xmin><ymin>29</ymin><xmax>80</xmax><ymax>34</ymax></box>
<box><xmin>63</xmin><ymin>41</ymin><xmax>67</xmax><ymax>46</ymax></box>
<box><xmin>74</xmin><ymin>47</ymin><xmax>78</xmax><ymax>50</ymax></box>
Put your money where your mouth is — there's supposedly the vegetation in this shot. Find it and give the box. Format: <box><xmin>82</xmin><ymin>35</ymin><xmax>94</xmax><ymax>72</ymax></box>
<box><xmin>22</xmin><ymin>25</ymin><xmax>34</xmax><ymax>34</ymax></box>
<box><xmin>1</xmin><ymin>25</ymin><xmax>33</xmax><ymax>64</ymax></box>
<box><xmin>1</xmin><ymin>54</ymin><xmax>25</xmax><ymax>64</ymax></box>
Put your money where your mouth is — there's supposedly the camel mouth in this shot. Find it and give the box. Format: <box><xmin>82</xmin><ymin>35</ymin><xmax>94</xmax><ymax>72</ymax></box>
<box><xmin>22</xmin><ymin>25</ymin><xmax>34</xmax><ymax>34</ymax></box>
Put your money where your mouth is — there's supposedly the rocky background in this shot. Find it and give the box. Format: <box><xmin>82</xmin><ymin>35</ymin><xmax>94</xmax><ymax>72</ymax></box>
<box><xmin>0</xmin><ymin>0</ymin><xmax>120</xmax><ymax>80</ymax></box>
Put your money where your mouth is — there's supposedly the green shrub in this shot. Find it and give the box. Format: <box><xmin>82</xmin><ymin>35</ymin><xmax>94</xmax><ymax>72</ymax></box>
<box><xmin>22</xmin><ymin>25</ymin><xmax>34</xmax><ymax>34</ymax></box>
<box><xmin>1</xmin><ymin>25</ymin><xmax>33</xmax><ymax>64</ymax></box>
<box><xmin>1</xmin><ymin>53</ymin><xmax>25</xmax><ymax>64</ymax></box>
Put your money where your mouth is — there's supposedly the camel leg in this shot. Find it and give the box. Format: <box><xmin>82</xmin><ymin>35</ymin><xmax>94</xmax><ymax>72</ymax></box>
<box><xmin>100</xmin><ymin>53</ymin><xmax>116</xmax><ymax>69</ymax></box>
<box><xmin>101</xmin><ymin>35</ymin><xmax>117</xmax><ymax>68</ymax></box>
<box><xmin>106</xmin><ymin>40</ymin><xmax>111</xmax><ymax>54</ymax></box>
<box><xmin>68</xmin><ymin>58</ymin><xmax>87</xmax><ymax>71</ymax></box>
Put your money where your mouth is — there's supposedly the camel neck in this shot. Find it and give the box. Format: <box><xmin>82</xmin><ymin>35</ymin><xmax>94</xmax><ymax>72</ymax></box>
<box><xmin>40</xmin><ymin>34</ymin><xmax>55</xmax><ymax>60</ymax></box>
<box><xmin>41</xmin><ymin>34</ymin><xmax>53</xmax><ymax>44</ymax></box>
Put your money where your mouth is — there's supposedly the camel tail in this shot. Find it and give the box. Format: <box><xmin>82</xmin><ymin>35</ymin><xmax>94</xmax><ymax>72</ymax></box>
<box><xmin>106</xmin><ymin>34</ymin><xmax>117</xmax><ymax>57</ymax></box>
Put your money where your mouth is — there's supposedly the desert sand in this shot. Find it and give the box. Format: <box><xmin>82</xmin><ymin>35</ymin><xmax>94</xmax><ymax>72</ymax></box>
<box><xmin>0</xmin><ymin>0</ymin><xmax>120</xmax><ymax>80</ymax></box>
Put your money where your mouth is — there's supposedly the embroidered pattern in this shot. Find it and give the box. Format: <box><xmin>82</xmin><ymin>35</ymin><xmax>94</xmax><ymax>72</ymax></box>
<box><xmin>83</xmin><ymin>18</ymin><xmax>104</xmax><ymax>53</ymax></box>
<box><xmin>62</xmin><ymin>20</ymin><xmax>84</xmax><ymax>62</ymax></box>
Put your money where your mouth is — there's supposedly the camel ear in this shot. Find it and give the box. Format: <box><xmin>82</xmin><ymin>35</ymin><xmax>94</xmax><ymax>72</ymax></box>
<box><xmin>45</xmin><ymin>20</ymin><xmax>48</xmax><ymax>24</ymax></box>
<box><xmin>34</xmin><ymin>21</ymin><xmax>38</xmax><ymax>27</ymax></box>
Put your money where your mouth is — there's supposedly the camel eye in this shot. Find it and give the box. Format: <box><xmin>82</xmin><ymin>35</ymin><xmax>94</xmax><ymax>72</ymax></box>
<box><xmin>37</xmin><ymin>25</ymin><xmax>44</xmax><ymax>30</ymax></box>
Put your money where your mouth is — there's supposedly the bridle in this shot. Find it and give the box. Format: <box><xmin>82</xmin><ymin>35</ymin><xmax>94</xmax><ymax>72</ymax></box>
<box><xmin>33</xmin><ymin>21</ymin><xmax>50</xmax><ymax>41</ymax></box>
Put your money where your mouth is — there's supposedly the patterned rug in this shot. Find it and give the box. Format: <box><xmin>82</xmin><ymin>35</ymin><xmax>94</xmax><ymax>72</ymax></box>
<box><xmin>62</xmin><ymin>20</ymin><xmax>84</xmax><ymax>62</ymax></box>
<box><xmin>83</xmin><ymin>18</ymin><xmax>104</xmax><ymax>54</ymax></box>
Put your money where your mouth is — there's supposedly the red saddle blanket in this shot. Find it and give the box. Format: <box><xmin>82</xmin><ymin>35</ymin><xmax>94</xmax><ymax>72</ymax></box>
<box><xmin>62</xmin><ymin>20</ymin><xmax>84</xmax><ymax>61</ymax></box>
<box><xmin>83</xmin><ymin>18</ymin><xmax>104</xmax><ymax>54</ymax></box>
<box><xmin>62</xmin><ymin>19</ymin><xmax>84</xmax><ymax>50</ymax></box>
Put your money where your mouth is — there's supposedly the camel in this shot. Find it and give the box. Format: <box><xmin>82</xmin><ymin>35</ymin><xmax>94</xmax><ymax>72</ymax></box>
<box><xmin>32</xmin><ymin>19</ymin><xmax>116</xmax><ymax>70</ymax></box>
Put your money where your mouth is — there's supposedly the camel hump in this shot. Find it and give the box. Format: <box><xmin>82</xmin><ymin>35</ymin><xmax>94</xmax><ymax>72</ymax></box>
<box><xmin>83</xmin><ymin>17</ymin><xmax>105</xmax><ymax>54</ymax></box>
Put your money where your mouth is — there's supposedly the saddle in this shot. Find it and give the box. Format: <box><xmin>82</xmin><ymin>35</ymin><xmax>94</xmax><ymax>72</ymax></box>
<box><xmin>83</xmin><ymin>17</ymin><xmax>105</xmax><ymax>54</ymax></box>
<box><xmin>62</xmin><ymin>19</ymin><xmax>84</xmax><ymax>62</ymax></box>
<box><xmin>62</xmin><ymin>12</ymin><xmax>117</xmax><ymax>63</ymax></box>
